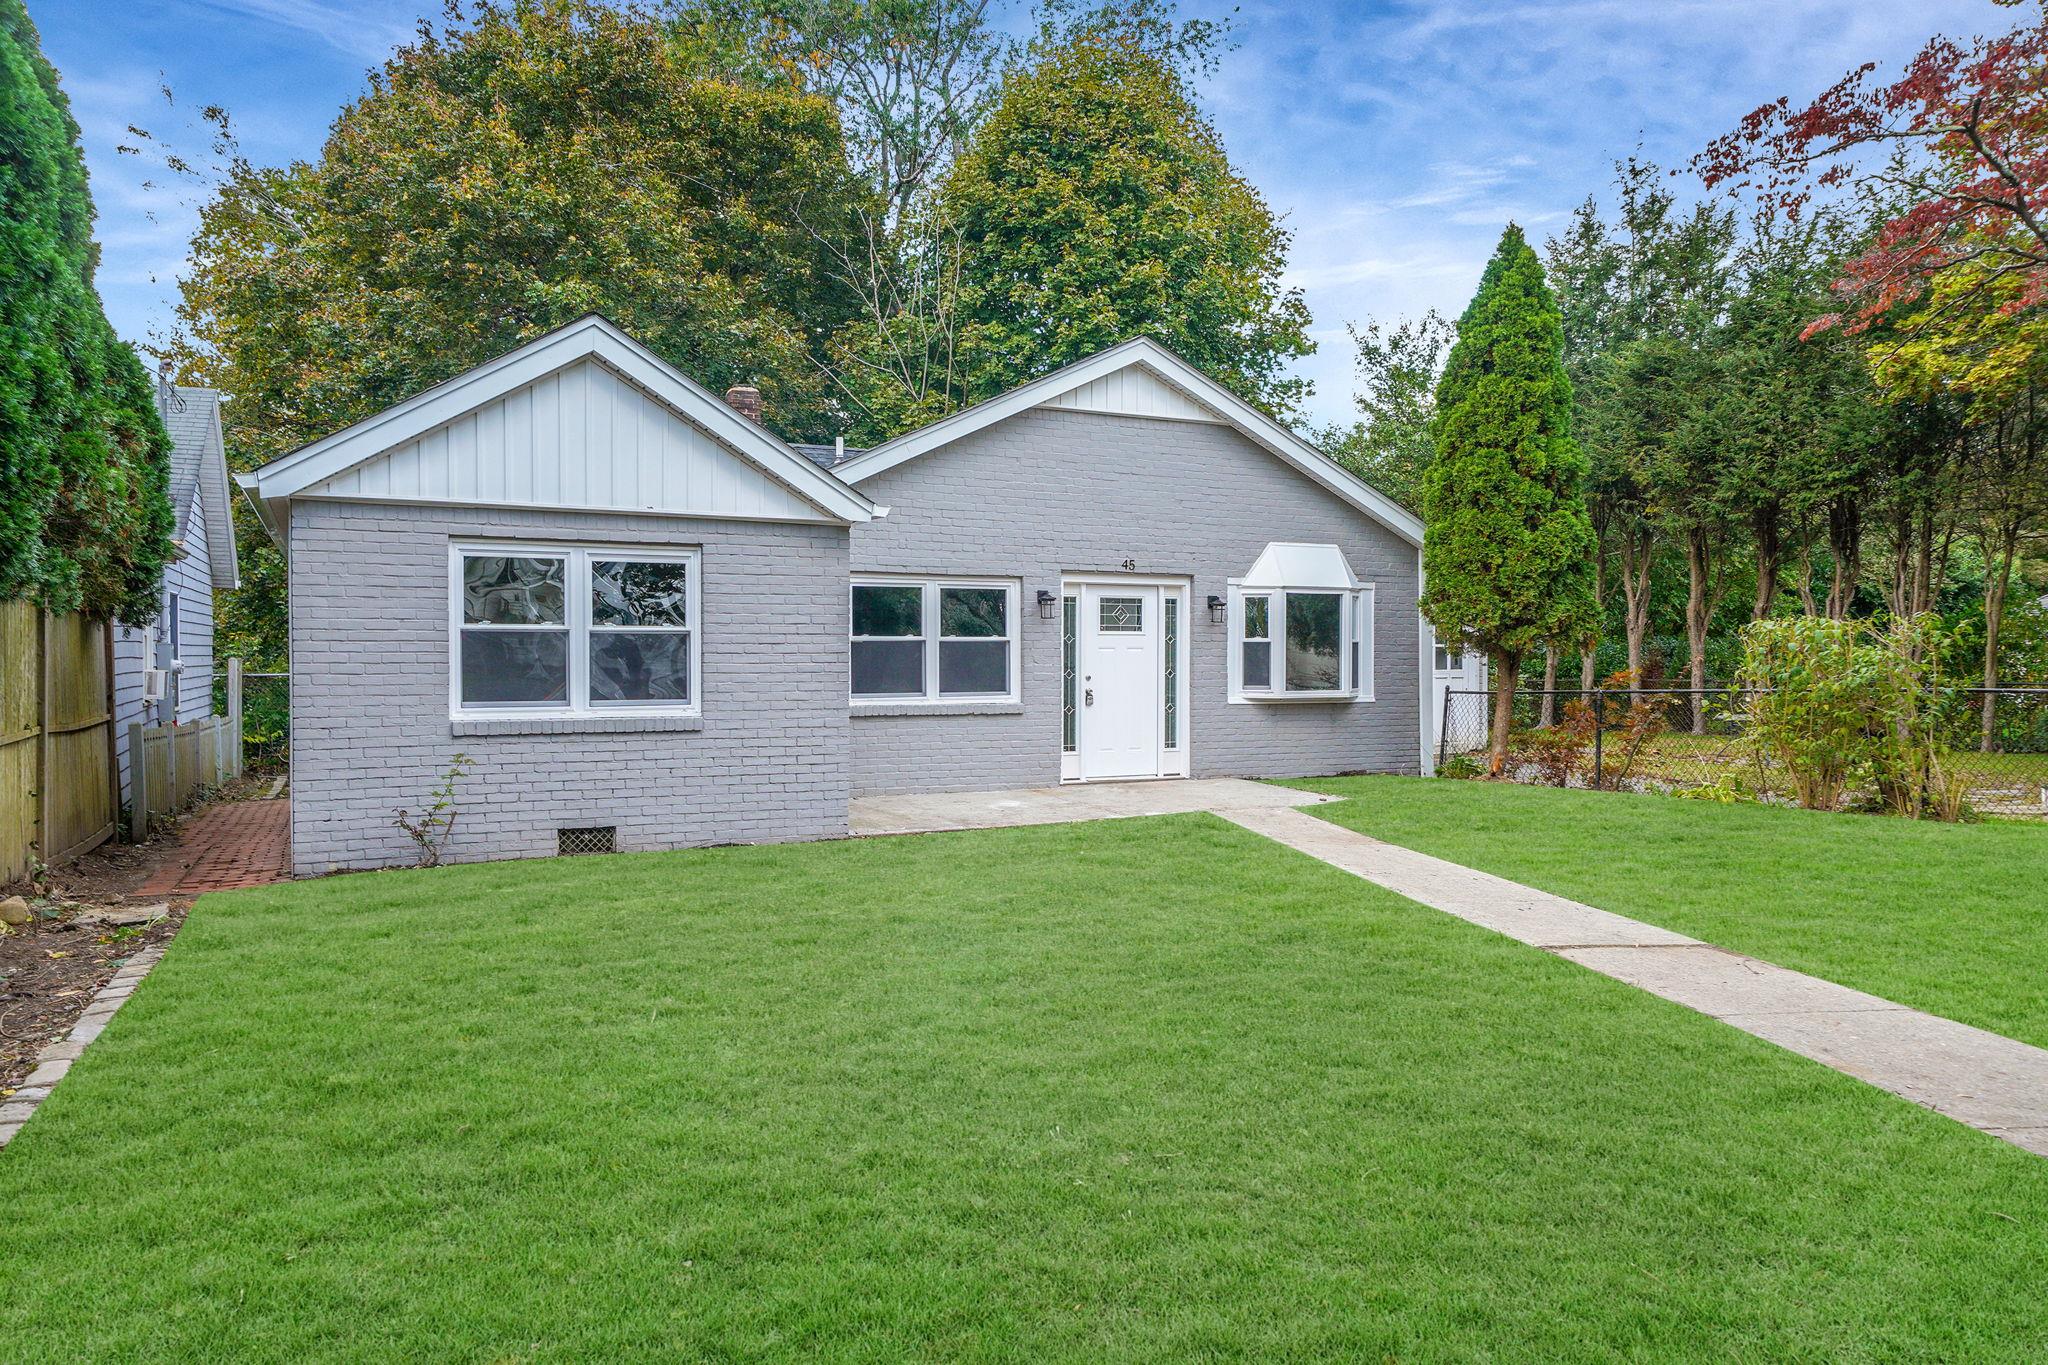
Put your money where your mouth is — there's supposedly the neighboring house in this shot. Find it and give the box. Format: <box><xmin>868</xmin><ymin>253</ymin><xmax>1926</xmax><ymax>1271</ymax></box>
<box><xmin>241</xmin><ymin>316</ymin><xmax>1433</xmax><ymax>874</ymax></box>
<box><xmin>112</xmin><ymin>382</ymin><xmax>241</xmax><ymax>810</ymax></box>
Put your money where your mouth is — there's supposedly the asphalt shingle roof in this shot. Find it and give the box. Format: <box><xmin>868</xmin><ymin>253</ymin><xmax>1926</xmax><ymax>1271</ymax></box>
<box><xmin>790</xmin><ymin>442</ymin><xmax>866</xmax><ymax>470</ymax></box>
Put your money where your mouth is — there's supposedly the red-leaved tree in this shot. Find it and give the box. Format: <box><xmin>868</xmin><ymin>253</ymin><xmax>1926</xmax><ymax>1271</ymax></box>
<box><xmin>1695</xmin><ymin>0</ymin><xmax>2048</xmax><ymax>337</ymax></box>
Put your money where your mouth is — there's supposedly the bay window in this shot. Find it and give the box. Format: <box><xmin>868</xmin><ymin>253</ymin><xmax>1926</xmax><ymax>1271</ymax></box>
<box><xmin>452</xmin><ymin>545</ymin><xmax>698</xmax><ymax>716</ymax></box>
<box><xmin>851</xmin><ymin>577</ymin><xmax>1017</xmax><ymax>703</ymax></box>
<box><xmin>1228</xmin><ymin>543</ymin><xmax>1374</xmax><ymax>702</ymax></box>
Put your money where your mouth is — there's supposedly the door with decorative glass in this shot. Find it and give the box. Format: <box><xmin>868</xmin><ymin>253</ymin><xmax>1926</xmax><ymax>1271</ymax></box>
<box><xmin>1063</xmin><ymin>579</ymin><xmax>1189</xmax><ymax>781</ymax></box>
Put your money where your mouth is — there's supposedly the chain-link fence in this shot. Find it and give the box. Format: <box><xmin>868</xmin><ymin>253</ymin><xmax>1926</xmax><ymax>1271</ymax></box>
<box><xmin>1438</xmin><ymin>687</ymin><xmax>2048</xmax><ymax>819</ymax></box>
<box><xmin>215</xmin><ymin>670</ymin><xmax>290</xmax><ymax>775</ymax></box>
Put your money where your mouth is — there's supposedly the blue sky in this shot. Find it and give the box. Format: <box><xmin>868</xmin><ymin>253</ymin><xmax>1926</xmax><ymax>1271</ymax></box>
<box><xmin>38</xmin><ymin>0</ymin><xmax>2007</xmax><ymax>429</ymax></box>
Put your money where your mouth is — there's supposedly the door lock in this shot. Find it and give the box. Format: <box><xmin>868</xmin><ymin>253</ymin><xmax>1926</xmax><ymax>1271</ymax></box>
<box><xmin>1084</xmin><ymin>688</ymin><xmax>1095</xmax><ymax>706</ymax></box>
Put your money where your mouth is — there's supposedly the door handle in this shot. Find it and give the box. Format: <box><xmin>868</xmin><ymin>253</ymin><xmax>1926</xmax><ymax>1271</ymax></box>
<box><xmin>1085</xmin><ymin>688</ymin><xmax>1095</xmax><ymax>706</ymax></box>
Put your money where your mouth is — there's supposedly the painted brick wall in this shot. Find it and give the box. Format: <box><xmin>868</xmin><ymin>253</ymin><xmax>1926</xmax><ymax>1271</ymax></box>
<box><xmin>848</xmin><ymin>407</ymin><xmax>1423</xmax><ymax>794</ymax></box>
<box><xmin>288</xmin><ymin>500</ymin><xmax>849</xmax><ymax>873</ymax></box>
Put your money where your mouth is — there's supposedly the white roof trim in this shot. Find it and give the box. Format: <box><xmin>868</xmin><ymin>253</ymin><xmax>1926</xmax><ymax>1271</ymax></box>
<box><xmin>195</xmin><ymin>396</ymin><xmax>240</xmax><ymax>591</ymax></box>
<box><xmin>834</xmin><ymin>337</ymin><xmax>1424</xmax><ymax>547</ymax></box>
<box><xmin>1241</xmin><ymin>542</ymin><xmax>1363</xmax><ymax>591</ymax></box>
<box><xmin>245</xmin><ymin>315</ymin><xmax>875</xmax><ymax>525</ymax></box>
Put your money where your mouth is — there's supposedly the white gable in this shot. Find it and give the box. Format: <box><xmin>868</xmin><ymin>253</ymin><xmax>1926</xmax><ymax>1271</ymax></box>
<box><xmin>1044</xmin><ymin>364</ymin><xmax>1220</xmax><ymax>424</ymax></box>
<box><xmin>302</xmin><ymin>358</ymin><xmax>829</xmax><ymax>522</ymax></box>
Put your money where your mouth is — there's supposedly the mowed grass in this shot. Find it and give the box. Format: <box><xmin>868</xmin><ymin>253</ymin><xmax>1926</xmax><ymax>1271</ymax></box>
<box><xmin>1293</xmin><ymin>775</ymin><xmax>2048</xmax><ymax>1049</ymax></box>
<box><xmin>4</xmin><ymin>815</ymin><xmax>2047</xmax><ymax>1361</ymax></box>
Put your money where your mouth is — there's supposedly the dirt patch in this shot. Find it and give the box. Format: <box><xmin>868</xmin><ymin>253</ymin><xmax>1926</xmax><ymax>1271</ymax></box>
<box><xmin>0</xmin><ymin>901</ymin><xmax>185</xmax><ymax>1095</ymax></box>
<box><xmin>0</xmin><ymin>777</ymin><xmax>282</xmax><ymax>1096</ymax></box>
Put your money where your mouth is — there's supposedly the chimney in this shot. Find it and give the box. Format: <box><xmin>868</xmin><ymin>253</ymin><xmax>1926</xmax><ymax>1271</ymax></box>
<box><xmin>725</xmin><ymin>384</ymin><xmax>763</xmax><ymax>423</ymax></box>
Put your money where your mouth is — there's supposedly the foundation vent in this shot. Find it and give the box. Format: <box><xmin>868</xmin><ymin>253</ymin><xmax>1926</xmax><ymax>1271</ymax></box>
<box><xmin>557</xmin><ymin>825</ymin><xmax>617</xmax><ymax>857</ymax></box>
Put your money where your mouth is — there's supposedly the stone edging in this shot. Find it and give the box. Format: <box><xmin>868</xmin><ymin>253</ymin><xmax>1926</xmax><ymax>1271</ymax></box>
<box><xmin>0</xmin><ymin>944</ymin><xmax>167</xmax><ymax>1149</ymax></box>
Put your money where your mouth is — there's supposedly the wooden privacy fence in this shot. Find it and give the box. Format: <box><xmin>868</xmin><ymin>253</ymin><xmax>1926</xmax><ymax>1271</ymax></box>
<box><xmin>127</xmin><ymin>659</ymin><xmax>244</xmax><ymax>841</ymax></box>
<box><xmin>1</xmin><ymin>602</ymin><xmax>118</xmax><ymax>886</ymax></box>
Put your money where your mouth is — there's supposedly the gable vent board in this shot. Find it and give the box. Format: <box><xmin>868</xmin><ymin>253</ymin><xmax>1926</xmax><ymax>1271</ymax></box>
<box><xmin>1044</xmin><ymin>366</ymin><xmax>1221</xmax><ymax>424</ymax></box>
<box><xmin>304</xmin><ymin>358</ymin><xmax>828</xmax><ymax>522</ymax></box>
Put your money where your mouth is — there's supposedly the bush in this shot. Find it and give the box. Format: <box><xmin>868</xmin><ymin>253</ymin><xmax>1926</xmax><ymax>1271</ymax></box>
<box><xmin>1735</xmin><ymin>613</ymin><xmax>1971</xmax><ymax>820</ymax></box>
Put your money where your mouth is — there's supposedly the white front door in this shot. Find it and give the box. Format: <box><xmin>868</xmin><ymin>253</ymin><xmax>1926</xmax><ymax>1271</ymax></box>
<box><xmin>1079</xmin><ymin>585</ymin><xmax>1159</xmax><ymax>779</ymax></box>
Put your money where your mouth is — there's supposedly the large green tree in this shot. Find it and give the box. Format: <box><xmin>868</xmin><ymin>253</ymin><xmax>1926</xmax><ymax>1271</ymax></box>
<box><xmin>0</xmin><ymin>0</ymin><xmax>171</xmax><ymax>620</ymax></box>
<box><xmin>169</xmin><ymin>0</ymin><xmax>875</xmax><ymax>667</ymax></box>
<box><xmin>1321</xmin><ymin>311</ymin><xmax>1454</xmax><ymax>513</ymax></box>
<box><xmin>1423</xmin><ymin>225</ymin><xmax>1598</xmax><ymax>772</ymax></box>
<box><xmin>940</xmin><ymin>15</ymin><xmax>1311</xmax><ymax>414</ymax></box>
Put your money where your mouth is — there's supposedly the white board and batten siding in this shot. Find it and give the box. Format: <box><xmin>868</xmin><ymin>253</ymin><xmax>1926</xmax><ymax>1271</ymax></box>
<box><xmin>303</xmin><ymin>358</ymin><xmax>830</xmax><ymax>523</ymax></box>
<box><xmin>1044</xmin><ymin>365</ymin><xmax>1222</xmax><ymax>425</ymax></box>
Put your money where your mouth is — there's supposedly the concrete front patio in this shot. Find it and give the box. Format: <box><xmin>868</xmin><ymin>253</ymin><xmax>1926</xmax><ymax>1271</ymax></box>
<box><xmin>849</xmin><ymin>777</ymin><xmax>1336</xmax><ymax>836</ymax></box>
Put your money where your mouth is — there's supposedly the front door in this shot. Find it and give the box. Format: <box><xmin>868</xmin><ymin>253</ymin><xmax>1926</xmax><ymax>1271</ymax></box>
<box><xmin>1078</xmin><ymin>584</ymin><xmax>1163</xmax><ymax>780</ymax></box>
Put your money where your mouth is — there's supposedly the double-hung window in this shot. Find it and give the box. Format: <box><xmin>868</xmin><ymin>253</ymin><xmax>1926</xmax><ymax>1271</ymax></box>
<box><xmin>452</xmin><ymin>545</ymin><xmax>699</xmax><ymax>716</ymax></box>
<box><xmin>1228</xmin><ymin>543</ymin><xmax>1373</xmax><ymax>703</ymax></box>
<box><xmin>850</xmin><ymin>577</ymin><xmax>1017</xmax><ymax>703</ymax></box>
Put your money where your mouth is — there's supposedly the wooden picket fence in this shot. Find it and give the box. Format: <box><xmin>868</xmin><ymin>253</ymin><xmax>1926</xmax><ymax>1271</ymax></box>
<box><xmin>0</xmin><ymin>602</ymin><xmax>118</xmax><ymax>886</ymax></box>
<box><xmin>126</xmin><ymin>665</ymin><xmax>243</xmax><ymax>841</ymax></box>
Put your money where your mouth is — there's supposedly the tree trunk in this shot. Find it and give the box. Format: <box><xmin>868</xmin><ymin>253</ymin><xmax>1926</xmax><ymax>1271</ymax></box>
<box><xmin>1581</xmin><ymin>543</ymin><xmax>1604</xmax><ymax>691</ymax></box>
<box><xmin>1685</xmin><ymin>524</ymin><xmax>1714</xmax><ymax>736</ymax></box>
<box><xmin>1488</xmin><ymin>648</ymin><xmax>1522</xmax><ymax>776</ymax></box>
<box><xmin>1826</xmin><ymin>495</ymin><xmax>1860</xmax><ymax>619</ymax></box>
<box><xmin>1751</xmin><ymin>502</ymin><xmax>1782</xmax><ymax>622</ymax></box>
<box><xmin>1981</xmin><ymin>529</ymin><xmax>2018</xmax><ymax>752</ymax></box>
<box><xmin>1794</xmin><ymin>534</ymin><xmax>1820</xmax><ymax>616</ymax></box>
<box><xmin>1539</xmin><ymin>647</ymin><xmax>1558</xmax><ymax>727</ymax></box>
<box><xmin>1618</xmin><ymin>521</ymin><xmax>1654</xmax><ymax>698</ymax></box>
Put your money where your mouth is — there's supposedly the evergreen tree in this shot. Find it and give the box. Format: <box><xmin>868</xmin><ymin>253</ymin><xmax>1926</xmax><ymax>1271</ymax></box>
<box><xmin>0</xmin><ymin>0</ymin><xmax>172</xmax><ymax>619</ymax></box>
<box><xmin>1423</xmin><ymin>224</ymin><xmax>1598</xmax><ymax>772</ymax></box>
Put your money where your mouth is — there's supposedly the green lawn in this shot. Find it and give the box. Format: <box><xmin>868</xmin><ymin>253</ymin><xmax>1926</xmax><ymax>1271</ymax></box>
<box><xmin>4</xmin><ymin>815</ymin><xmax>2046</xmax><ymax>1360</ymax></box>
<box><xmin>1293</xmin><ymin>775</ymin><xmax>2048</xmax><ymax>1049</ymax></box>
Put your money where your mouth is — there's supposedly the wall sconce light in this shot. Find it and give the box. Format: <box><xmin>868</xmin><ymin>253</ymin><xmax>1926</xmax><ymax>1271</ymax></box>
<box><xmin>1207</xmin><ymin>594</ymin><xmax>1226</xmax><ymax>624</ymax></box>
<box><xmin>1036</xmin><ymin>589</ymin><xmax>1057</xmax><ymax>620</ymax></box>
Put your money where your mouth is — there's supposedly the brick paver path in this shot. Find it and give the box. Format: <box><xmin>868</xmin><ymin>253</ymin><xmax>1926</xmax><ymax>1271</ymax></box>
<box><xmin>137</xmin><ymin>798</ymin><xmax>291</xmax><ymax>896</ymax></box>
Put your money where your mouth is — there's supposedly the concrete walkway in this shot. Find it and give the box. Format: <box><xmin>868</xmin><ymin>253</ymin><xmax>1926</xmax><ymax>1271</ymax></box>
<box><xmin>853</xmin><ymin>779</ymin><xmax>2048</xmax><ymax>1158</ymax></box>
<box><xmin>850</xmin><ymin>777</ymin><xmax>1334</xmax><ymax>836</ymax></box>
<box><xmin>1221</xmin><ymin>805</ymin><xmax>2048</xmax><ymax>1159</ymax></box>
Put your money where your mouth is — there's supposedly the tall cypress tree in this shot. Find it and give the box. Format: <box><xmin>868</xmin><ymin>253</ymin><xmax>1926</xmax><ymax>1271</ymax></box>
<box><xmin>0</xmin><ymin>0</ymin><xmax>172</xmax><ymax>619</ymax></box>
<box><xmin>1423</xmin><ymin>224</ymin><xmax>1597</xmax><ymax>772</ymax></box>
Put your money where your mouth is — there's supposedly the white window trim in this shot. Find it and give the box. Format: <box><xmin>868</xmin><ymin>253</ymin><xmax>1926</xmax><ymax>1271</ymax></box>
<box><xmin>164</xmin><ymin>591</ymin><xmax>183</xmax><ymax>670</ymax></box>
<box><xmin>849</xmin><ymin>574</ymin><xmax>1020</xmax><ymax>706</ymax></box>
<box><xmin>448</xmin><ymin>542</ymin><xmax>701</xmax><ymax>720</ymax></box>
<box><xmin>1226</xmin><ymin>579</ymin><xmax>1374</xmax><ymax>704</ymax></box>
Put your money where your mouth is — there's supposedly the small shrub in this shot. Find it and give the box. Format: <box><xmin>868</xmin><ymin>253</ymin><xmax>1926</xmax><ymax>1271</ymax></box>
<box><xmin>1508</xmin><ymin>725</ymin><xmax>1587</xmax><ymax>787</ymax></box>
<box><xmin>1736</xmin><ymin>613</ymin><xmax>1975</xmax><ymax>819</ymax></box>
<box><xmin>1436</xmin><ymin>754</ymin><xmax>1484</xmax><ymax>780</ymax></box>
<box><xmin>395</xmin><ymin>753</ymin><xmax>474</xmax><ymax>868</ymax></box>
<box><xmin>1736</xmin><ymin>617</ymin><xmax>1873</xmax><ymax>811</ymax></box>
<box><xmin>1675</xmin><ymin>773</ymin><xmax>1754</xmax><ymax>805</ymax></box>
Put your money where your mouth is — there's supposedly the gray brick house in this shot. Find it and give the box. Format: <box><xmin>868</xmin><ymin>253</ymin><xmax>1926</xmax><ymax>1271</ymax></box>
<box><xmin>243</xmin><ymin>316</ymin><xmax>1445</xmax><ymax>873</ymax></box>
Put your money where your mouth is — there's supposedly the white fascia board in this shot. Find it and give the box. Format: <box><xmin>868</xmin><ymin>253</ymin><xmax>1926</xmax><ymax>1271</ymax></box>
<box><xmin>836</xmin><ymin>337</ymin><xmax>1426</xmax><ymax>549</ymax></box>
<box><xmin>247</xmin><ymin>315</ymin><xmax>875</xmax><ymax>524</ymax></box>
<box><xmin>202</xmin><ymin>400</ymin><xmax>240</xmax><ymax>590</ymax></box>
<box><xmin>235</xmin><ymin>471</ymin><xmax>287</xmax><ymax>557</ymax></box>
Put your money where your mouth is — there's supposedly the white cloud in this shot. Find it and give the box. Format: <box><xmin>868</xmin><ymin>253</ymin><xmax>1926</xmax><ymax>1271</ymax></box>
<box><xmin>1182</xmin><ymin>0</ymin><xmax>2014</xmax><ymax>425</ymax></box>
<box><xmin>188</xmin><ymin>0</ymin><xmax>414</xmax><ymax>62</ymax></box>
